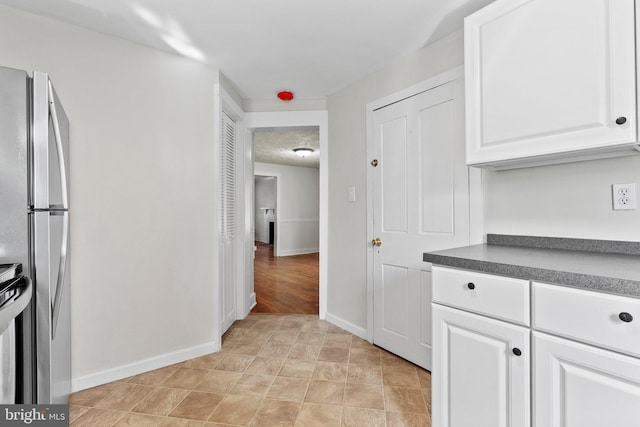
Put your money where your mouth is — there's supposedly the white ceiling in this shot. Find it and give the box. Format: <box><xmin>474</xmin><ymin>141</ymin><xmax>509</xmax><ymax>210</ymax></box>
<box><xmin>0</xmin><ymin>0</ymin><xmax>494</xmax><ymax>100</ymax></box>
<box><xmin>0</xmin><ymin>0</ymin><xmax>494</xmax><ymax>167</ymax></box>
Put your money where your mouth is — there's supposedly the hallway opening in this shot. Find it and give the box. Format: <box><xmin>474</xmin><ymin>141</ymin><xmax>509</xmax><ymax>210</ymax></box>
<box><xmin>243</xmin><ymin>110</ymin><xmax>328</xmax><ymax>321</ymax></box>
<box><xmin>250</xmin><ymin>125</ymin><xmax>320</xmax><ymax>316</ymax></box>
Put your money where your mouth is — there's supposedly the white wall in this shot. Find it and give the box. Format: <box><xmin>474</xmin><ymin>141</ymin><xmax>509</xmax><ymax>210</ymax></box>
<box><xmin>484</xmin><ymin>156</ymin><xmax>640</xmax><ymax>241</ymax></box>
<box><xmin>255</xmin><ymin>162</ymin><xmax>319</xmax><ymax>256</ymax></box>
<box><xmin>0</xmin><ymin>6</ymin><xmax>220</xmax><ymax>389</ymax></box>
<box><xmin>255</xmin><ymin>177</ymin><xmax>276</xmax><ymax>243</ymax></box>
<box><xmin>326</xmin><ymin>30</ymin><xmax>465</xmax><ymax>332</ymax></box>
<box><xmin>244</xmin><ymin>98</ymin><xmax>327</xmax><ymax>112</ymax></box>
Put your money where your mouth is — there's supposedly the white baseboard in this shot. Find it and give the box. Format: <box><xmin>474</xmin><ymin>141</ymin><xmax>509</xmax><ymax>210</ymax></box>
<box><xmin>71</xmin><ymin>341</ymin><xmax>218</xmax><ymax>393</ymax></box>
<box><xmin>324</xmin><ymin>312</ymin><xmax>368</xmax><ymax>342</ymax></box>
<box><xmin>278</xmin><ymin>248</ymin><xmax>319</xmax><ymax>256</ymax></box>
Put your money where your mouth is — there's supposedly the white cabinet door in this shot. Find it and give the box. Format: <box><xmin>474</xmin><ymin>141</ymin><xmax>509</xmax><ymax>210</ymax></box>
<box><xmin>433</xmin><ymin>304</ymin><xmax>530</xmax><ymax>427</ymax></box>
<box><xmin>371</xmin><ymin>80</ymin><xmax>469</xmax><ymax>370</ymax></box>
<box><xmin>465</xmin><ymin>0</ymin><xmax>638</xmax><ymax>168</ymax></box>
<box><xmin>534</xmin><ymin>331</ymin><xmax>640</xmax><ymax>427</ymax></box>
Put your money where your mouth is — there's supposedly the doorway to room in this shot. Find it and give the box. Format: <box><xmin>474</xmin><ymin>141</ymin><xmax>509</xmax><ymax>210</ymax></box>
<box><xmin>250</xmin><ymin>127</ymin><xmax>320</xmax><ymax>315</ymax></box>
<box><xmin>254</xmin><ymin>175</ymin><xmax>278</xmax><ymax>252</ymax></box>
<box><xmin>240</xmin><ymin>110</ymin><xmax>328</xmax><ymax>320</ymax></box>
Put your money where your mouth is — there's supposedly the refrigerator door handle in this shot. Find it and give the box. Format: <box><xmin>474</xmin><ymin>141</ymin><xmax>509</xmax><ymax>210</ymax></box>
<box><xmin>50</xmin><ymin>211</ymin><xmax>68</xmax><ymax>340</ymax></box>
<box><xmin>47</xmin><ymin>80</ymin><xmax>68</xmax><ymax>210</ymax></box>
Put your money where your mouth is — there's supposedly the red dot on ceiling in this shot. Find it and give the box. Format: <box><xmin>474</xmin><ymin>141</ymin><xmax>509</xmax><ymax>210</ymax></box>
<box><xmin>277</xmin><ymin>91</ymin><xmax>294</xmax><ymax>101</ymax></box>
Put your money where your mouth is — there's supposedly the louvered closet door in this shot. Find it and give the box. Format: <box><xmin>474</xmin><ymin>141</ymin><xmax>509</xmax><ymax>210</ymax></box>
<box><xmin>221</xmin><ymin>112</ymin><xmax>236</xmax><ymax>333</ymax></box>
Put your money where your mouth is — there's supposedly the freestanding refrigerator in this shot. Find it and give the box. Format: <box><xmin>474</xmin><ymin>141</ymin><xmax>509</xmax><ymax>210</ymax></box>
<box><xmin>0</xmin><ymin>65</ymin><xmax>71</xmax><ymax>404</ymax></box>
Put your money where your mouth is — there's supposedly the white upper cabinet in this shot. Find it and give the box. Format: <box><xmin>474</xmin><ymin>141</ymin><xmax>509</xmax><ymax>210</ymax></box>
<box><xmin>465</xmin><ymin>0</ymin><xmax>640</xmax><ymax>169</ymax></box>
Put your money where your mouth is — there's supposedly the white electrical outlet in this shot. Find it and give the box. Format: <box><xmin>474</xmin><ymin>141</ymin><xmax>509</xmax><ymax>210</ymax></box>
<box><xmin>612</xmin><ymin>183</ymin><xmax>637</xmax><ymax>210</ymax></box>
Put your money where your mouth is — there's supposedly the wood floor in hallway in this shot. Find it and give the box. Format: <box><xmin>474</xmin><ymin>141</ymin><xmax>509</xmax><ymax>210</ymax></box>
<box><xmin>251</xmin><ymin>242</ymin><xmax>319</xmax><ymax>315</ymax></box>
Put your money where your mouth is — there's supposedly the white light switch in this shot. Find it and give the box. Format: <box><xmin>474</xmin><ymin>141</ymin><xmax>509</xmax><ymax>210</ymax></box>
<box><xmin>347</xmin><ymin>186</ymin><xmax>356</xmax><ymax>202</ymax></box>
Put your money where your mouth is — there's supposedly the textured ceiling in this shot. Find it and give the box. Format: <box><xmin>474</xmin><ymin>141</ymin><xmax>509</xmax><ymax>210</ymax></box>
<box><xmin>0</xmin><ymin>0</ymin><xmax>495</xmax><ymax>99</ymax></box>
<box><xmin>254</xmin><ymin>127</ymin><xmax>319</xmax><ymax>168</ymax></box>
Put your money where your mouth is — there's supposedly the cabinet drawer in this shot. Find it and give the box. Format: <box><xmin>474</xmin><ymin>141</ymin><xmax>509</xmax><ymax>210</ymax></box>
<box><xmin>533</xmin><ymin>282</ymin><xmax>640</xmax><ymax>358</ymax></box>
<box><xmin>432</xmin><ymin>267</ymin><xmax>530</xmax><ymax>326</ymax></box>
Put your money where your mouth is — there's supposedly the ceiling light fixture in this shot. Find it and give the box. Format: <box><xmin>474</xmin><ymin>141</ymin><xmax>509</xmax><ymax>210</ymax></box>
<box><xmin>277</xmin><ymin>90</ymin><xmax>294</xmax><ymax>101</ymax></box>
<box><xmin>293</xmin><ymin>148</ymin><xmax>314</xmax><ymax>158</ymax></box>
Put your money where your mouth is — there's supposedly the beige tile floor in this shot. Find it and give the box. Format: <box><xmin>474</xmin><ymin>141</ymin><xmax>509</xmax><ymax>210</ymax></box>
<box><xmin>69</xmin><ymin>314</ymin><xmax>432</xmax><ymax>426</ymax></box>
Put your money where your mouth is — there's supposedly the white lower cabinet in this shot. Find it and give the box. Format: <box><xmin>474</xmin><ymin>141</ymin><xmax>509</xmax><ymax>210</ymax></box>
<box><xmin>533</xmin><ymin>331</ymin><xmax>640</xmax><ymax>427</ymax></box>
<box><xmin>432</xmin><ymin>266</ymin><xmax>640</xmax><ymax>427</ymax></box>
<box><xmin>432</xmin><ymin>304</ymin><xmax>530</xmax><ymax>427</ymax></box>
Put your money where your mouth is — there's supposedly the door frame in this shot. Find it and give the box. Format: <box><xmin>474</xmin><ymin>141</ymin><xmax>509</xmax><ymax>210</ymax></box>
<box><xmin>244</xmin><ymin>110</ymin><xmax>329</xmax><ymax>319</ymax></box>
<box><xmin>365</xmin><ymin>66</ymin><xmax>483</xmax><ymax>341</ymax></box>
<box><xmin>253</xmin><ymin>173</ymin><xmax>281</xmax><ymax>256</ymax></box>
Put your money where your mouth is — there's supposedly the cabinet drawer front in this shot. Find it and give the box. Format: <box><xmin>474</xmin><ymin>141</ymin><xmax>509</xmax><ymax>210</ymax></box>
<box><xmin>432</xmin><ymin>267</ymin><xmax>530</xmax><ymax>325</ymax></box>
<box><xmin>533</xmin><ymin>282</ymin><xmax>640</xmax><ymax>357</ymax></box>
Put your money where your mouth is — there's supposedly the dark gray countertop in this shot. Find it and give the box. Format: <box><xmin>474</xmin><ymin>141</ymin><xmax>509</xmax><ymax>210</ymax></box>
<box><xmin>423</xmin><ymin>234</ymin><xmax>640</xmax><ymax>298</ymax></box>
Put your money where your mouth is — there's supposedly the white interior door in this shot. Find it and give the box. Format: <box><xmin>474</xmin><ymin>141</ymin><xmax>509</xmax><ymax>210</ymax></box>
<box><xmin>371</xmin><ymin>79</ymin><xmax>469</xmax><ymax>369</ymax></box>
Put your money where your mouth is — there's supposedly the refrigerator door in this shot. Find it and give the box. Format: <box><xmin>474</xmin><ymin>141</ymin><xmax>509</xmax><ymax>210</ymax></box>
<box><xmin>0</xmin><ymin>66</ymin><xmax>34</xmax><ymax>404</ymax></box>
<box><xmin>33</xmin><ymin>210</ymin><xmax>70</xmax><ymax>404</ymax></box>
<box><xmin>31</xmin><ymin>71</ymin><xmax>71</xmax><ymax>404</ymax></box>
<box><xmin>32</xmin><ymin>72</ymin><xmax>69</xmax><ymax>211</ymax></box>
<box><xmin>0</xmin><ymin>66</ymin><xmax>29</xmax><ymax>267</ymax></box>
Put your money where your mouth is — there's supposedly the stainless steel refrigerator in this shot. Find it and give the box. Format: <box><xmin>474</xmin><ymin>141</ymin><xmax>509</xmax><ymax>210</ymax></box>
<box><xmin>0</xmin><ymin>65</ymin><xmax>71</xmax><ymax>404</ymax></box>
